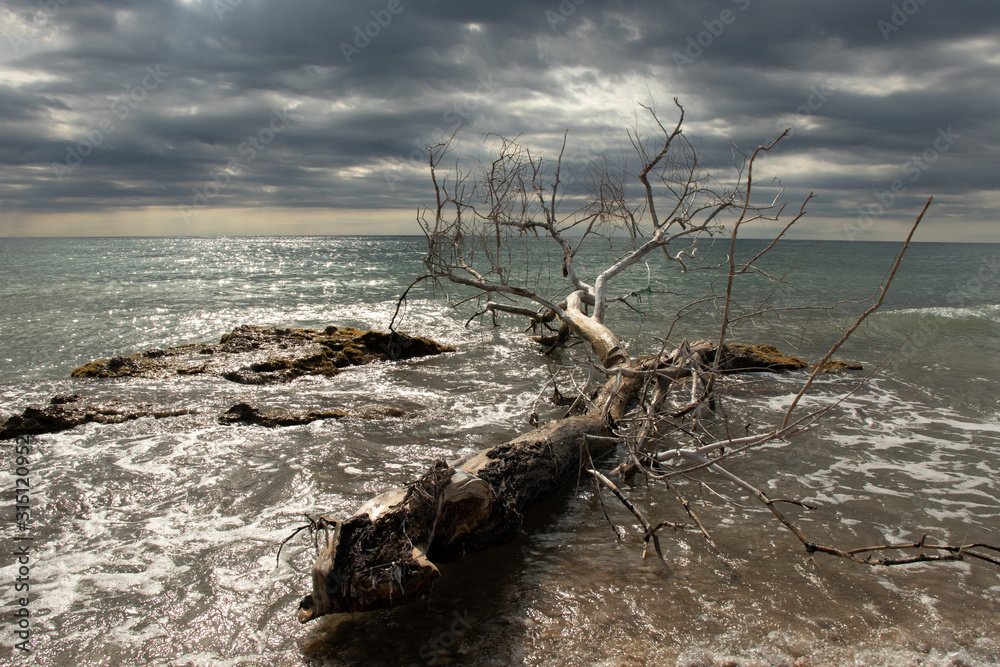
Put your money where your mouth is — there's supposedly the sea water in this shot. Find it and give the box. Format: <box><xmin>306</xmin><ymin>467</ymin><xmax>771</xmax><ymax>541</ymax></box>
<box><xmin>0</xmin><ymin>236</ymin><xmax>998</xmax><ymax>666</ymax></box>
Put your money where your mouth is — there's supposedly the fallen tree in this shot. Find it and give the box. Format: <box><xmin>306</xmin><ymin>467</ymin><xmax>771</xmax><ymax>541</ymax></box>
<box><xmin>294</xmin><ymin>100</ymin><xmax>999</xmax><ymax>622</ymax></box>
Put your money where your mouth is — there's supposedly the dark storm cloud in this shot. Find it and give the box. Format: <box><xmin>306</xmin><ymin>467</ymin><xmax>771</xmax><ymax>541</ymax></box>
<box><xmin>0</xmin><ymin>0</ymin><xmax>997</xmax><ymax>238</ymax></box>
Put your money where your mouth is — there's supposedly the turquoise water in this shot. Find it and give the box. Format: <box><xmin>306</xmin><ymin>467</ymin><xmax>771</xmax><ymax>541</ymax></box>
<box><xmin>0</xmin><ymin>237</ymin><xmax>998</xmax><ymax>665</ymax></box>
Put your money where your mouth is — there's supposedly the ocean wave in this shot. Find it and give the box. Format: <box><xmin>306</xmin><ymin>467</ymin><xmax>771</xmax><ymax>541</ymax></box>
<box><xmin>879</xmin><ymin>303</ymin><xmax>1000</xmax><ymax>325</ymax></box>
<box><xmin>865</xmin><ymin>304</ymin><xmax>1000</xmax><ymax>362</ymax></box>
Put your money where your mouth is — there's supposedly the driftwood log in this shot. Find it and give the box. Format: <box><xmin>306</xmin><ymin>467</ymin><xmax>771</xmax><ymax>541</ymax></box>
<box><xmin>297</xmin><ymin>413</ymin><xmax>614</xmax><ymax>621</ymax></box>
<box><xmin>295</xmin><ymin>308</ymin><xmax>731</xmax><ymax>622</ymax></box>
<box><xmin>297</xmin><ymin>292</ymin><xmax>641</xmax><ymax>621</ymax></box>
<box><xmin>294</xmin><ymin>338</ymin><xmax>862</xmax><ymax>621</ymax></box>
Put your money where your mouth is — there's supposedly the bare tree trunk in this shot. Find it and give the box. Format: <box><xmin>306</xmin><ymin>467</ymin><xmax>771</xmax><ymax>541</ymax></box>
<box><xmin>298</xmin><ymin>413</ymin><xmax>614</xmax><ymax>621</ymax></box>
<box><xmin>297</xmin><ymin>300</ymin><xmax>717</xmax><ymax>622</ymax></box>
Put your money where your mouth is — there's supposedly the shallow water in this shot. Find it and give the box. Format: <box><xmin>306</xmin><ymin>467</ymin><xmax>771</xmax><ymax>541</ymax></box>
<box><xmin>1</xmin><ymin>237</ymin><xmax>998</xmax><ymax>666</ymax></box>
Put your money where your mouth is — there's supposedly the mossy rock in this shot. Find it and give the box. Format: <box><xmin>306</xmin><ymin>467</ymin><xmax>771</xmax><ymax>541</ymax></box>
<box><xmin>70</xmin><ymin>324</ymin><xmax>454</xmax><ymax>384</ymax></box>
<box><xmin>701</xmin><ymin>343</ymin><xmax>862</xmax><ymax>375</ymax></box>
<box><xmin>217</xmin><ymin>401</ymin><xmax>418</xmax><ymax>427</ymax></box>
<box><xmin>715</xmin><ymin>344</ymin><xmax>808</xmax><ymax>373</ymax></box>
<box><xmin>0</xmin><ymin>395</ymin><xmax>193</xmax><ymax>440</ymax></box>
<box><xmin>71</xmin><ymin>355</ymin><xmax>159</xmax><ymax>379</ymax></box>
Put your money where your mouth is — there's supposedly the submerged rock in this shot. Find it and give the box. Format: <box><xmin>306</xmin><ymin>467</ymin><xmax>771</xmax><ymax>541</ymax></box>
<box><xmin>0</xmin><ymin>395</ymin><xmax>193</xmax><ymax>440</ymax></box>
<box><xmin>7</xmin><ymin>324</ymin><xmax>448</xmax><ymax>438</ymax></box>
<box><xmin>696</xmin><ymin>343</ymin><xmax>861</xmax><ymax>374</ymax></box>
<box><xmin>218</xmin><ymin>402</ymin><xmax>413</xmax><ymax>427</ymax></box>
<box><xmin>71</xmin><ymin>324</ymin><xmax>454</xmax><ymax>384</ymax></box>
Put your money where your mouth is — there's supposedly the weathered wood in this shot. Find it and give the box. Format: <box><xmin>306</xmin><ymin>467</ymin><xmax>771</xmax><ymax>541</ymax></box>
<box><xmin>297</xmin><ymin>414</ymin><xmax>613</xmax><ymax>621</ymax></box>
<box><xmin>293</xmin><ymin>335</ymin><xmax>871</xmax><ymax>621</ymax></box>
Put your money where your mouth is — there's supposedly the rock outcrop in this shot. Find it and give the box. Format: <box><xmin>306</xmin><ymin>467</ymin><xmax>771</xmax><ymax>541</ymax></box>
<box><xmin>71</xmin><ymin>325</ymin><xmax>454</xmax><ymax>384</ymax></box>
<box><xmin>217</xmin><ymin>402</ymin><xmax>414</xmax><ymax>427</ymax></box>
<box><xmin>1</xmin><ymin>325</ymin><xmax>453</xmax><ymax>439</ymax></box>
<box><xmin>709</xmin><ymin>343</ymin><xmax>861</xmax><ymax>374</ymax></box>
<box><xmin>0</xmin><ymin>395</ymin><xmax>193</xmax><ymax>440</ymax></box>
<box><xmin>711</xmin><ymin>343</ymin><xmax>809</xmax><ymax>373</ymax></box>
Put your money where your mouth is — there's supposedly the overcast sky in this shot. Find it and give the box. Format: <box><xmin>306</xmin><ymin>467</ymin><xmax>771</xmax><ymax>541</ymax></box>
<box><xmin>0</xmin><ymin>0</ymin><xmax>997</xmax><ymax>240</ymax></box>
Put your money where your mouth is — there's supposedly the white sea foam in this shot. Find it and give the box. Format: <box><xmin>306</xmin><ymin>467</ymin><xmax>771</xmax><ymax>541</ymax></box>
<box><xmin>885</xmin><ymin>303</ymin><xmax>1000</xmax><ymax>323</ymax></box>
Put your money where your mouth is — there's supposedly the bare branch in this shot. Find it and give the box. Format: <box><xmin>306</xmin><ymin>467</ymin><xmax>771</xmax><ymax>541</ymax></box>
<box><xmin>781</xmin><ymin>197</ymin><xmax>932</xmax><ymax>428</ymax></box>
